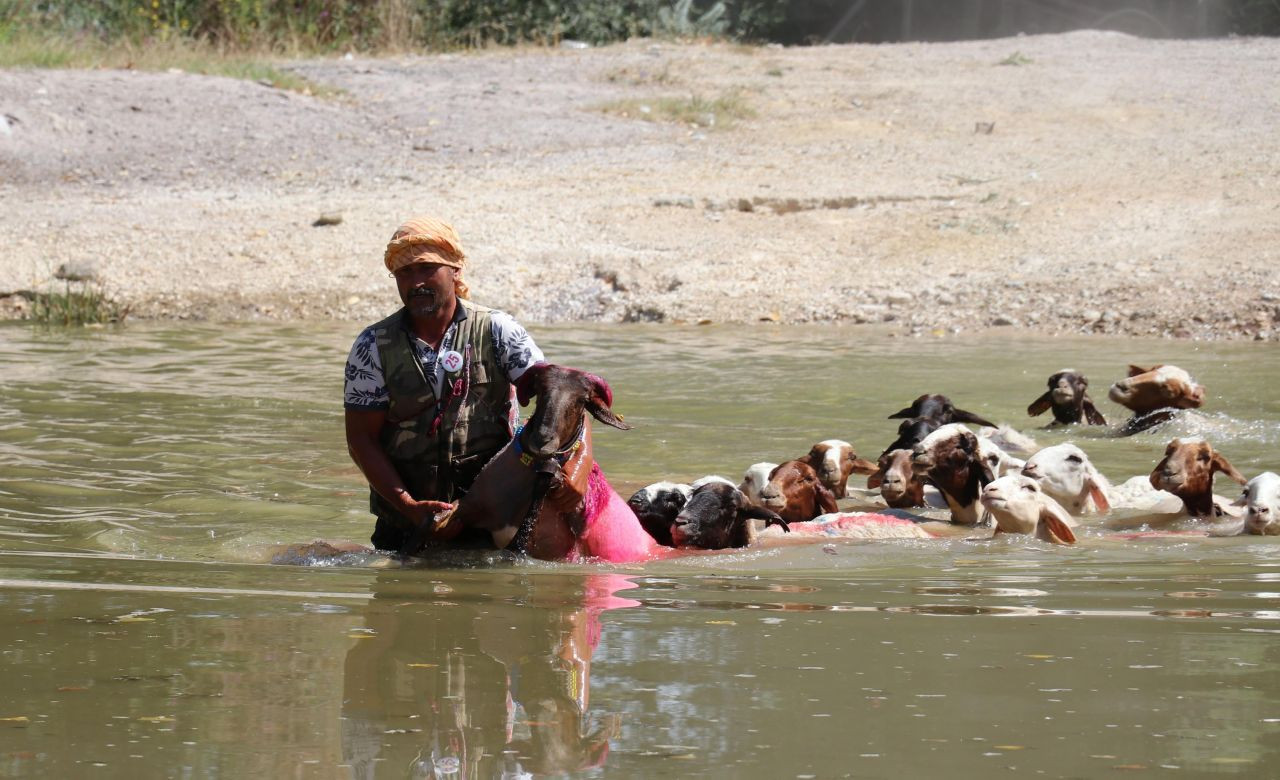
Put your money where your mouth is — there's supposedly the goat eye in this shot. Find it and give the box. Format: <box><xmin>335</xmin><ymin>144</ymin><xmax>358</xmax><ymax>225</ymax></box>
<box><xmin>1198</xmin><ymin>453</ymin><xmax>1211</xmax><ymax>461</ymax></box>
<box><xmin>1066</xmin><ymin>454</ymin><xmax>1083</xmax><ymax>464</ymax></box>
<box><xmin>1021</xmin><ymin>484</ymin><xmax>1036</xmax><ymax>492</ymax></box>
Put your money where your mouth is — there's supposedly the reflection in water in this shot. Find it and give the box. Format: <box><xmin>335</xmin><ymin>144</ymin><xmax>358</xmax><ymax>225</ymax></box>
<box><xmin>1</xmin><ymin>323</ymin><xmax>1278</xmax><ymax>777</ymax></box>
<box><xmin>340</xmin><ymin>574</ymin><xmax>637</xmax><ymax>778</ymax></box>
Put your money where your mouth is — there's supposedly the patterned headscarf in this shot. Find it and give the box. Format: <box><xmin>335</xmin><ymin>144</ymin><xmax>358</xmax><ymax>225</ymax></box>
<box><xmin>383</xmin><ymin>216</ymin><xmax>470</xmax><ymax>299</ymax></box>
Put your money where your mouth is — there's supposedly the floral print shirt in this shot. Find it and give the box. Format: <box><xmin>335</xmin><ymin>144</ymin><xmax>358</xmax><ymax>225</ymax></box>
<box><xmin>343</xmin><ymin>306</ymin><xmax>544</xmax><ymax>410</ymax></box>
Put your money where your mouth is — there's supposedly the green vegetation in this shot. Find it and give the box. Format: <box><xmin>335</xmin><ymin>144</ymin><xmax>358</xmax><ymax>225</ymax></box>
<box><xmin>600</xmin><ymin>91</ymin><xmax>754</xmax><ymax>129</ymax></box>
<box><xmin>0</xmin><ymin>30</ymin><xmax>335</xmax><ymax>93</ymax></box>
<box><xmin>30</xmin><ymin>282</ymin><xmax>130</xmax><ymax>327</ymax></box>
<box><xmin>0</xmin><ymin>1</ymin><xmax>785</xmax><ymax>53</ymax></box>
<box><xmin>996</xmin><ymin>50</ymin><xmax>1033</xmax><ymax>66</ymax></box>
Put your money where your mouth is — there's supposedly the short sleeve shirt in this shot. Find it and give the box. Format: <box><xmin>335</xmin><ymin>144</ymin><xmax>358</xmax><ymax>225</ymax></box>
<box><xmin>343</xmin><ymin>306</ymin><xmax>544</xmax><ymax>410</ymax></box>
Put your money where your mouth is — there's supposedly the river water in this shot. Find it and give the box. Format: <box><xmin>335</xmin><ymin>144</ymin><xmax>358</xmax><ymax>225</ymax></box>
<box><xmin>0</xmin><ymin>321</ymin><xmax>1277</xmax><ymax>778</ymax></box>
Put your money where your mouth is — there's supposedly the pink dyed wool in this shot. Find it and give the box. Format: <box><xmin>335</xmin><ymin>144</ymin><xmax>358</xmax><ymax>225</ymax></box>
<box><xmin>578</xmin><ymin>464</ymin><xmax>665</xmax><ymax>563</ymax></box>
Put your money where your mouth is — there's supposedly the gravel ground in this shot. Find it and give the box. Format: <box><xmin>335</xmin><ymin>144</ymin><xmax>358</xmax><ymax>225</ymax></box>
<box><xmin>1</xmin><ymin>31</ymin><xmax>1278</xmax><ymax>340</ymax></box>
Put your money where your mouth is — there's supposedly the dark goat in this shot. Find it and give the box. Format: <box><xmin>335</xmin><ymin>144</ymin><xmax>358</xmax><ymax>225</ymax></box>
<box><xmin>626</xmin><ymin>482</ymin><xmax>690</xmax><ymax>547</ymax></box>
<box><xmin>910</xmin><ymin>424</ymin><xmax>996</xmax><ymax>525</ymax></box>
<box><xmin>876</xmin><ymin>416</ymin><xmax>942</xmax><ymax>464</ymax></box>
<box><xmin>1027</xmin><ymin>369</ymin><xmax>1106</xmax><ymax>426</ymax></box>
<box><xmin>669</xmin><ymin>482</ymin><xmax>788</xmax><ymax>550</ymax></box>
<box><xmin>889</xmin><ymin>393</ymin><xmax>997</xmax><ymax>429</ymax></box>
<box><xmin>432</xmin><ymin>364</ymin><xmax>661</xmax><ymax>562</ymax></box>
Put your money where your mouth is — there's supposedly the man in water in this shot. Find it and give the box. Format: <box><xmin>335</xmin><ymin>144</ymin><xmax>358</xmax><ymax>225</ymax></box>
<box><xmin>344</xmin><ymin>217</ymin><xmax>544</xmax><ymax>553</ymax></box>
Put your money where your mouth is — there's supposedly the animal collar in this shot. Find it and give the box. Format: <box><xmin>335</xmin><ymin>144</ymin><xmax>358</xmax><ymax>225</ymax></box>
<box><xmin>512</xmin><ymin>418</ymin><xmax>585</xmax><ymax>468</ymax></box>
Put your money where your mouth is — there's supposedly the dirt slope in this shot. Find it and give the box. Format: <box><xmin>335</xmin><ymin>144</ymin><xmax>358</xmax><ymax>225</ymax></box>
<box><xmin>1</xmin><ymin>32</ymin><xmax>1277</xmax><ymax>339</ymax></box>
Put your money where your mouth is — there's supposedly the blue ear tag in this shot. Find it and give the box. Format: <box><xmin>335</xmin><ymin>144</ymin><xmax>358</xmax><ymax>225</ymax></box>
<box><xmin>440</xmin><ymin>350</ymin><xmax>464</xmax><ymax>374</ymax></box>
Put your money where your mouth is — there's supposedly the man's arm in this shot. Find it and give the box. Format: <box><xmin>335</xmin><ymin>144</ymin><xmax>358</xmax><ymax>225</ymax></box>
<box><xmin>489</xmin><ymin>310</ymin><xmax>546</xmax><ymax>383</ymax></box>
<box><xmin>344</xmin><ymin>408</ymin><xmax>454</xmax><ymax>530</ymax></box>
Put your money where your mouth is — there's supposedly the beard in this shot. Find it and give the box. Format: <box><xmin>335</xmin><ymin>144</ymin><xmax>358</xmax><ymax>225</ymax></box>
<box><xmin>407</xmin><ymin>287</ymin><xmax>441</xmax><ymax>315</ymax></box>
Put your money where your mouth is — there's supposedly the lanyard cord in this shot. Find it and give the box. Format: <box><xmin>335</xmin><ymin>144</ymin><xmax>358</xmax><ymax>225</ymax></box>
<box><xmin>427</xmin><ymin>343</ymin><xmax>471</xmax><ymax>437</ymax></box>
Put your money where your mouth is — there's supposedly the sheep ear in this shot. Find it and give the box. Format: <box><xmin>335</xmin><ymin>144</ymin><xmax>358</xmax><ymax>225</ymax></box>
<box><xmin>742</xmin><ymin>505</ymin><xmax>785</xmax><ymax>525</ymax></box>
<box><xmin>1211</xmin><ymin>452</ymin><xmax>1247</xmax><ymax>485</ymax></box>
<box><xmin>587</xmin><ymin>399</ymin><xmax>633</xmax><ymax>430</ymax></box>
<box><xmin>1027</xmin><ymin>391</ymin><xmax>1053</xmax><ymax>417</ymax></box>
<box><xmin>1039</xmin><ymin>507</ymin><xmax>1077</xmax><ymax>545</ymax></box>
<box><xmin>951</xmin><ymin>408</ymin><xmax>997</xmax><ymax>429</ymax></box>
<box><xmin>815</xmin><ymin>482</ymin><xmax>839</xmax><ymax>514</ymax></box>
<box><xmin>1082</xmin><ymin>397</ymin><xmax>1107</xmax><ymax>426</ymax></box>
<box><xmin>850</xmin><ymin>456</ymin><xmax>878</xmax><ymax>475</ymax></box>
<box><xmin>887</xmin><ymin>406</ymin><xmax>915</xmax><ymax>419</ymax></box>
<box><xmin>1087</xmin><ymin>475</ymin><xmax>1112</xmax><ymax>513</ymax></box>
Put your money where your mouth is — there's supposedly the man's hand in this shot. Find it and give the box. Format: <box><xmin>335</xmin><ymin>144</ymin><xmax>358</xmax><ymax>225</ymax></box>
<box><xmin>403</xmin><ymin>497</ymin><xmax>460</xmax><ymax>542</ymax></box>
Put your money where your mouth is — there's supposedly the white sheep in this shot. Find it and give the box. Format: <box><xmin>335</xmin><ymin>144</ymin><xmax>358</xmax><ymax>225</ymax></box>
<box><xmin>979</xmin><ymin>474</ymin><xmax>1079</xmax><ymax>544</ymax></box>
<box><xmin>978</xmin><ymin>425</ymin><xmax>1040</xmax><ymax>457</ymax></box>
<box><xmin>691</xmin><ymin>474</ymin><xmax>735</xmax><ymax>490</ymax></box>
<box><xmin>1020</xmin><ymin>443</ymin><xmax>1112</xmax><ymax>515</ymax></box>
<box><xmin>1243</xmin><ymin>472</ymin><xmax>1280</xmax><ymax>536</ymax></box>
<box><xmin>738</xmin><ymin>462</ymin><xmax>778</xmax><ymax>507</ymax></box>
<box><xmin>976</xmin><ymin>435</ymin><xmax>1026</xmax><ymax>477</ymax></box>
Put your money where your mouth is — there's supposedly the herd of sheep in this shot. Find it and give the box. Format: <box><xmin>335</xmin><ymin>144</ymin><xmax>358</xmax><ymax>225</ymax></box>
<box><xmin>626</xmin><ymin>364</ymin><xmax>1278</xmax><ymax>548</ymax></box>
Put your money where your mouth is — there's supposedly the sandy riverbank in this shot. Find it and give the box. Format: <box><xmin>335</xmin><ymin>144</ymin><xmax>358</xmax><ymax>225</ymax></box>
<box><xmin>1</xmin><ymin>31</ymin><xmax>1277</xmax><ymax>339</ymax></box>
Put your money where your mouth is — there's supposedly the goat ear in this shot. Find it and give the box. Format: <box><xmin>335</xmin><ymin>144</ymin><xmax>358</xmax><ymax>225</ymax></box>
<box><xmin>888</xmin><ymin>406</ymin><xmax>915</xmax><ymax>419</ymax></box>
<box><xmin>514</xmin><ymin>362</ymin><xmax>549</xmax><ymax>407</ymax></box>
<box><xmin>866</xmin><ymin>471</ymin><xmax>883</xmax><ymax>489</ymax></box>
<box><xmin>1082</xmin><ymin>397</ymin><xmax>1107</xmax><ymax>426</ymax></box>
<box><xmin>1039</xmin><ymin>506</ymin><xmax>1077</xmax><ymax>545</ymax></box>
<box><xmin>815</xmin><ymin>482</ymin><xmax>839</xmax><ymax>514</ymax></box>
<box><xmin>1027</xmin><ymin>391</ymin><xmax>1053</xmax><ymax>417</ymax></box>
<box><xmin>1211</xmin><ymin>452</ymin><xmax>1247</xmax><ymax>485</ymax></box>
<box><xmin>951</xmin><ymin>408</ymin><xmax>997</xmax><ymax>429</ymax></box>
<box><xmin>587</xmin><ymin>399</ymin><xmax>633</xmax><ymax>430</ymax></box>
<box><xmin>1128</xmin><ymin>364</ymin><xmax>1154</xmax><ymax>377</ymax></box>
<box><xmin>584</xmin><ymin>374</ymin><xmax>632</xmax><ymax>430</ymax></box>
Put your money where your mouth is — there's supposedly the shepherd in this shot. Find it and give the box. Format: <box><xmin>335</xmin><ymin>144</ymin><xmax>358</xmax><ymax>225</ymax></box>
<box><xmin>343</xmin><ymin>216</ymin><xmax>545</xmax><ymax>554</ymax></box>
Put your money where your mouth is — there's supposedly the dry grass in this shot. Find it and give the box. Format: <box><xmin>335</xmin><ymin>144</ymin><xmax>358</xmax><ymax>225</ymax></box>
<box><xmin>598</xmin><ymin>91</ymin><xmax>754</xmax><ymax>129</ymax></box>
<box><xmin>0</xmin><ymin>31</ymin><xmax>338</xmax><ymax>96</ymax></box>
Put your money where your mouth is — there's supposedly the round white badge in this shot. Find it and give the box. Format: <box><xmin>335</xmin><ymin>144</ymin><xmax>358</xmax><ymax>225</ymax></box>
<box><xmin>440</xmin><ymin>350</ymin><xmax>464</xmax><ymax>373</ymax></box>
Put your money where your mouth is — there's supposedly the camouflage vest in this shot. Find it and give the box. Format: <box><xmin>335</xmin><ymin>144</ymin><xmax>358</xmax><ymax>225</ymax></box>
<box><xmin>368</xmin><ymin>299</ymin><xmax>515</xmax><ymax>537</ymax></box>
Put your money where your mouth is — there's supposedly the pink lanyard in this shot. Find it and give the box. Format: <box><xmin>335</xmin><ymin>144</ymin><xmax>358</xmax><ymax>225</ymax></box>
<box><xmin>427</xmin><ymin>344</ymin><xmax>471</xmax><ymax>437</ymax></box>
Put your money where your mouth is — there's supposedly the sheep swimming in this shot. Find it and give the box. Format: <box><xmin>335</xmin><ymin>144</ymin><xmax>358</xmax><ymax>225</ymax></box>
<box><xmin>627</xmin><ymin>482</ymin><xmax>691</xmax><ymax>547</ymax></box>
<box><xmin>799</xmin><ymin>439</ymin><xmax>877</xmax><ymax>499</ymax></box>
<box><xmin>911</xmin><ymin>424</ymin><xmax>994</xmax><ymax>526</ymax></box>
<box><xmin>758</xmin><ymin>460</ymin><xmax>840</xmax><ymax>524</ymax></box>
<box><xmin>980</xmin><ymin>475</ymin><xmax>1078</xmax><ymax>544</ymax></box>
<box><xmin>669</xmin><ymin>481</ymin><xmax>789</xmax><ymax>550</ymax></box>
<box><xmin>889</xmin><ymin>393</ymin><xmax>998</xmax><ymax>429</ymax></box>
<box><xmin>1027</xmin><ymin>369</ymin><xmax>1107</xmax><ymax>427</ymax></box>
<box><xmin>1109</xmin><ymin>364</ymin><xmax>1205</xmax><ymax>435</ymax></box>
<box><xmin>1149</xmin><ymin>437</ymin><xmax>1247</xmax><ymax>518</ymax></box>
<box><xmin>1243</xmin><ymin>472</ymin><xmax>1280</xmax><ymax>535</ymax></box>
<box><xmin>1020</xmin><ymin>443</ymin><xmax>1112</xmax><ymax>515</ymax></box>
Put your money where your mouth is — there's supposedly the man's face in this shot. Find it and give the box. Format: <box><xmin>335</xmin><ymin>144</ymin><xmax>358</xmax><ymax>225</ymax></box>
<box><xmin>394</xmin><ymin>262</ymin><xmax>458</xmax><ymax>317</ymax></box>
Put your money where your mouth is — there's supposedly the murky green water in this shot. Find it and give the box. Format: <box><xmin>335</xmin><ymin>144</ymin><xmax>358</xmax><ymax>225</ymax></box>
<box><xmin>1</xmin><ymin>321</ymin><xmax>1277</xmax><ymax>778</ymax></box>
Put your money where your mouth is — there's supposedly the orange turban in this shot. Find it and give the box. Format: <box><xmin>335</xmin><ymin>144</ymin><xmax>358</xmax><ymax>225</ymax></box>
<box><xmin>383</xmin><ymin>217</ymin><xmax>470</xmax><ymax>299</ymax></box>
